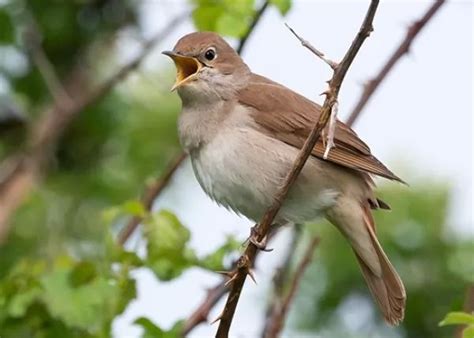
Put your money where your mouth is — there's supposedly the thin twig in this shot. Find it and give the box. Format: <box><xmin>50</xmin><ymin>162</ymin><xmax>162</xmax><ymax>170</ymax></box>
<box><xmin>0</xmin><ymin>13</ymin><xmax>188</xmax><ymax>242</ymax></box>
<box><xmin>215</xmin><ymin>1</ymin><xmax>380</xmax><ymax>336</ymax></box>
<box><xmin>346</xmin><ymin>0</ymin><xmax>446</xmax><ymax>126</ymax></box>
<box><xmin>263</xmin><ymin>237</ymin><xmax>320</xmax><ymax>338</ymax></box>
<box><xmin>23</xmin><ymin>11</ymin><xmax>73</xmax><ymax>108</ymax></box>
<box><xmin>117</xmin><ymin>152</ymin><xmax>186</xmax><ymax>245</ymax></box>
<box><xmin>181</xmin><ymin>282</ymin><xmax>229</xmax><ymax>336</ymax></box>
<box><xmin>237</xmin><ymin>1</ymin><xmax>269</xmax><ymax>55</ymax></box>
<box><xmin>285</xmin><ymin>23</ymin><xmax>338</xmax><ymax>70</ymax></box>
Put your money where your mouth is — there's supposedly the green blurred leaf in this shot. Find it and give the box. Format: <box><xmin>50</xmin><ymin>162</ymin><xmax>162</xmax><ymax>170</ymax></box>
<box><xmin>122</xmin><ymin>200</ymin><xmax>147</xmax><ymax>218</ymax></box>
<box><xmin>0</xmin><ymin>10</ymin><xmax>14</xmax><ymax>43</ymax></box>
<box><xmin>464</xmin><ymin>326</ymin><xmax>474</xmax><ymax>338</ymax></box>
<box><xmin>192</xmin><ymin>0</ymin><xmax>255</xmax><ymax>37</ymax></box>
<box><xmin>216</xmin><ymin>13</ymin><xmax>249</xmax><ymax>38</ymax></box>
<box><xmin>144</xmin><ymin>210</ymin><xmax>197</xmax><ymax>280</ymax></box>
<box><xmin>68</xmin><ymin>261</ymin><xmax>97</xmax><ymax>288</ymax></box>
<box><xmin>40</xmin><ymin>259</ymin><xmax>120</xmax><ymax>331</ymax></box>
<box><xmin>270</xmin><ymin>0</ymin><xmax>292</xmax><ymax>15</ymax></box>
<box><xmin>192</xmin><ymin>5</ymin><xmax>223</xmax><ymax>32</ymax></box>
<box><xmin>7</xmin><ymin>287</ymin><xmax>42</xmax><ymax>318</ymax></box>
<box><xmin>134</xmin><ymin>317</ymin><xmax>164</xmax><ymax>337</ymax></box>
<box><xmin>198</xmin><ymin>236</ymin><xmax>240</xmax><ymax>271</ymax></box>
<box><xmin>439</xmin><ymin>312</ymin><xmax>474</xmax><ymax>326</ymax></box>
<box><xmin>135</xmin><ymin>317</ymin><xmax>184</xmax><ymax>338</ymax></box>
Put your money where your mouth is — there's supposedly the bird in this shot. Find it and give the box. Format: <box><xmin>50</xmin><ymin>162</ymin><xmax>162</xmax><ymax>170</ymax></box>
<box><xmin>163</xmin><ymin>31</ymin><xmax>406</xmax><ymax>325</ymax></box>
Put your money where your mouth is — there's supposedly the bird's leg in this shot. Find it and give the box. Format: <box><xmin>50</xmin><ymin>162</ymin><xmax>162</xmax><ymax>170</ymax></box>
<box><xmin>248</xmin><ymin>224</ymin><xmax>274</xmax><ymax>252</ymax></box>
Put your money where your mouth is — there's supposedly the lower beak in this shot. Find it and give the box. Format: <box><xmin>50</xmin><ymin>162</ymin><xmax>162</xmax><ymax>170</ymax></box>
<box><xmin>162</xmin><ymin>51</ymin><xmax>202</xmax><ymax>91</ymax></box>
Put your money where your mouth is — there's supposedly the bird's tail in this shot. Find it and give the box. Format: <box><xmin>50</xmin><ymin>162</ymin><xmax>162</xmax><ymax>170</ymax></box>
<box><xmin>327</xmin><ymin>198</ymin><xmax>406</xmax><ymax>325</ymax></box>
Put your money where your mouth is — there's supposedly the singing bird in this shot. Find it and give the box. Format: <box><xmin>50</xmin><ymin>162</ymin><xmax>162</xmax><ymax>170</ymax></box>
<box><xmin>163</xmin><ymin>32</ymin><xmax>406</xmax><ymax>325</ymax></box>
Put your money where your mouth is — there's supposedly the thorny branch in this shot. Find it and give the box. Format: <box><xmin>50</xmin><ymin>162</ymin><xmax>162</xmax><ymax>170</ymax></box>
<box><xmin>285</xmin><ymin>23</ymin><xmax>338</xmax><ymax>70</ymax></box>
<box><xmin>259</xmin><ymin>1</ymin><xmax>446</xmax><ymax>335</ymax></box>
<box><xmin>215</xmin><ymin>1</ymin><xmax>380</xmax><ymax>337</ymax></box>
<box><xmin>0</xmin><ymin>13</ymin><xmax>188</xmax><ymax>242</ymax></box>
<box><xmin>346</xmin><ymin>0</ymin><xmax>446</xmax><ymax>126</ymax></box>
<box><xmin>262</xmin><ymin>237</ymin><xmax>320</xmax><ymax>338</ymax></box>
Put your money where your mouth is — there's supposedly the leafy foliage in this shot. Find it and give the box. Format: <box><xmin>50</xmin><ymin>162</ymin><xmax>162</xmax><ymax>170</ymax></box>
<box><xmin>440</xmin><ymin>312</ymin><xmax>474</xmax><ymax>338</ymax></box>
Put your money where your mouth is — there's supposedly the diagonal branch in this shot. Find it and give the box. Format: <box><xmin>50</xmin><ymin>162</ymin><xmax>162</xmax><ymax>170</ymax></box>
<box><xmin>262</xmin><ymin>236</ymin><xmax>320</xmax><ymax>338</ymax></box>
<box><xmin>0</xmin><ymin>13</ymin><xmax>188</xmax><ymax>242</ymax></box>
<box><xmin>346</xmin><ymin>0</ymin><xmax>446</xmax><ymax>126</ymax></box>
<box><xmin>215</xmin><ymin>1</ymin><xmax>380</xmax><ymax>336</ymax></box>
<box><xmin>285</xmin><ymin>23</ymin><xmax>338</xmax><ymax>70</ymax></box>
<box><xmin>237</xmin><ymin>1</ymin><xmax>269</xmax><ymax>55</ymax></box>
<box><xmin>117</xmin><ymin>152</ymin><xmax>186</xmax><ymax>245</ymax></box>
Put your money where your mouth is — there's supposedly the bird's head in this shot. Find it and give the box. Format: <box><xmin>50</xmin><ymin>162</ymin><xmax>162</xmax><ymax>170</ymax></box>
<box><xmin>163</xmin><ymin>32</ymin><xmax>249</xmax><ymax>102</ymax></box>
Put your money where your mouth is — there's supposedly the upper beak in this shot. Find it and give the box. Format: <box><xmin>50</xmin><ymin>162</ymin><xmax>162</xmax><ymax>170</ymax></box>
<box><xmin>162</xmin><ymin>51</ymin><xmax>202</xmax><ymax>91</ymax></box>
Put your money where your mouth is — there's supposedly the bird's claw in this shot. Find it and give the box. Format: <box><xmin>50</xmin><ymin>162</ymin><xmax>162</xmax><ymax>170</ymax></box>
<box><xmin>248</xmin><ymin>225</ymin><xmax>273</xmax><ymax>252</ymax></box>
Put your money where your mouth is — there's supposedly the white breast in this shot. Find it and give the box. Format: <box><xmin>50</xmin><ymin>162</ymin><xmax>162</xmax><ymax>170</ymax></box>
<box><xmin>186</xmin><ymin>105</ymin><xmax>340</xmax><ymax>224</ymax></box>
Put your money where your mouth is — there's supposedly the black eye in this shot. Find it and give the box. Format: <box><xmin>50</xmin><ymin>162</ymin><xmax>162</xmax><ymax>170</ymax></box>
<box><xmin>204</xmin><ymin>48</ymin><xmax>216</xmax><ymax>61</ymax></box>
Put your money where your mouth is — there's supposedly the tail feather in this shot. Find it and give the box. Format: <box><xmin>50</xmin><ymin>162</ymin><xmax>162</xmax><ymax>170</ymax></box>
<box><xmin>359</xmin><ymin>204</ymin><xmax>406</xmax><ymax>325</ymax></box>
<box><xmin>327</xmin><ymin>198</ymin><xmax>406</xmax><ymax>325</ymax></box>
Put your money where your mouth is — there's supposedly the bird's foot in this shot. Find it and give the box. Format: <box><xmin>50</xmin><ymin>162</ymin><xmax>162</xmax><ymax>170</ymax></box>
<box><xmin>248</xmin><ymin>225</ymin><xmax>273</xmax><ymax>252</ymax></box>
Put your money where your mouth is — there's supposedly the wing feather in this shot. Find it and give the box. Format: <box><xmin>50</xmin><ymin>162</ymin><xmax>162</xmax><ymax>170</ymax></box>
<box><xmin>238</xmin><ymin>73</ymin><xmax>403</xmax><ymax>183</ymax></box>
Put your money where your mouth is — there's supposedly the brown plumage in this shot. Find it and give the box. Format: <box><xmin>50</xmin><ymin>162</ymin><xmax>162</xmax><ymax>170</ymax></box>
<box><xmin>238</xmin><ymin>73</ymin><xmax>405</xmax><ymax>183</ymax></box>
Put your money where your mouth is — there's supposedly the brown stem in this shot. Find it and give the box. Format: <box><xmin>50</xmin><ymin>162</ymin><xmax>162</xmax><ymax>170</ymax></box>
<box><xmin>215</xmin><ymin>1</ymin><xmax>380</xmax><ymax>337</ymax></box>
<box><xmin>0</xmin><ymin>13</ymin><xmax>188</xmax><ymax>242</ymax></box>
<box><xmin>262</xmin><ymin>237</ymin><xmax>320</xmax><ymax>338</ymax></box>
<box><xmin>117</xmin><ymin>152</ymin><xmax>186</xmax><ymax>245</ymax></box>
<box><xmin>345</xmin><ymin>0</ymin><xmax>446</xmax><ymax>126</ymax></box>
<box><xmin>237</xmin><ymin>1</ymin><xmax>269</xmax><ymax>55</ymax></box>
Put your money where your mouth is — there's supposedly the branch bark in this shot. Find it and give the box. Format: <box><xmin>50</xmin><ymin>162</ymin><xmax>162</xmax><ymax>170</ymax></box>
<box><xmin>215</xmin><ymin>1</ymin><xmax>380</xmax><ymax>336</ymax></box>
<box><xmin>0</xmin><ymin>13</ymin><xmax>188</xmax><ymax>242</ymax></box>
<box><xmin>262</xmin><ymin>237</ymin><xmax>320</xmax><ymax>338</ymax></box>
<box><xmin>117</xmin><ymin>152</ymin><xmax>186</xmax><ymax>245</ymax></box>
<box><xmin>346</xmin><ymin>0</ymin><xmax>446</xmax><ymax>126</ymax></box>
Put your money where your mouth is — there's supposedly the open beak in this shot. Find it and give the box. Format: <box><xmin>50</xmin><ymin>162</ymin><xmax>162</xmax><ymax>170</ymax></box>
<box><xmin>162</xmin><ymin>51</ymin><xmax>202</xmax><ymax>91</ymax></box>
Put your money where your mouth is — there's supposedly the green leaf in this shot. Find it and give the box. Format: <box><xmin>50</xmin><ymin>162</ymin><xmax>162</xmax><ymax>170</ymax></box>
<box><xmin>121</xmin><ymin>200</ymin><xmax>147</xmax><ymax>218</ymax></box>
<box><xmin>198</xmin><ymin>236</ymin><xmax>240</xmax><ymax>271</ymax></box>
<box><xmin>134</xmin><ymin>317</ymin><xmax>164</xmax><ymax>337</ymax></box>
<box><xmin>192</xmin><ymin>5</ymin><xmax>223</xmax><ymax>32</ymax></box>
<box><xmin>40</xmin><ymin>259</ymin><xmax>122</xmax><ymax>331</ymax></box>
<box><xmin>144</xmin><ymin>210</ymin><xmax>197</xmax><ymax>280</ymax></box>
<box><xmin>135</xmin><ymin>317</ymin><xmax>184</xmax><ymax>338</ymax></box>
<box><xmin>439</xmin><ymin>312</ymin><xmax>474</xmax><ymax>326</ymax></box>
<box><xmin>7</xmin><ymin>287</ymin><xmax>42</xmax><ymax>318</ymax></box>
<box><xmin>463</xmin><ymin>325</ymin><xmax>474</xmax><ymax>338</ymax></box>
<box><xmin>68</xmin><ymin>261</ymin><xmax>97</xmax><ymax>288</ymax></box>
<box><xmin>0</xmin><ymin>10</ymin><xmax>14</xmax><ymax>43</ymax></box>
<box><xmin>216</xmin><ymin>13</ymin><xmax>249</xmax><ymax>38</ymax></box>
<box><xmin>270</xmin><ymin>0</ymin><xmax>292</xmax><ymax>15</ymax></box>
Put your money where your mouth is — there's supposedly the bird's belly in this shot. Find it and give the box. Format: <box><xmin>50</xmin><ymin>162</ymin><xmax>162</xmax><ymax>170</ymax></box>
<box><xmin>190</xmin><ymin>127</ymin><xmax>339</xmax><ymax>224</ymax></box>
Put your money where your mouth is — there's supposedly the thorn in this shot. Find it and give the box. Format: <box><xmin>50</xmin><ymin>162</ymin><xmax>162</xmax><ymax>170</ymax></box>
<box><xmin>319</xmin><ymin>90</ymin><xmax>330</xmax><ymax>97</ymax></box>
<box><xmin>247</xmin><ymin>268</ymin><xmax>257</xmax><ymax>285</ymax></box>
<box><xmin>224</xmin><ymin>273</ymin><xmax>239</xmax><ymax>287</ymax></box>
<box><xmin>216</xmin><ymin>270</ymin><xmax>235</xmax><ymax>278</ymax></box>
<box><xmin>210</xmin><ymin>312</ymin><xmax>223</xmax><ymax>325</ymax></box>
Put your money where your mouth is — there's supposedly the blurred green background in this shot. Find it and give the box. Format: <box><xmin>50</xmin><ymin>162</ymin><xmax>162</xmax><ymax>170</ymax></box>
<box><xmin>0</xmin><ymin>1</ymin><xmax>472</xmax><ymax>337</ymax></box>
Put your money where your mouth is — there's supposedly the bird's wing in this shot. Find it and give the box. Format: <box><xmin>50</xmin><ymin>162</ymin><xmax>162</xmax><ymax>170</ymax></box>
<box><xmin>237</xmin><ymin>73</ymin><xmax>403</xmax><ymax>182</ymax></box>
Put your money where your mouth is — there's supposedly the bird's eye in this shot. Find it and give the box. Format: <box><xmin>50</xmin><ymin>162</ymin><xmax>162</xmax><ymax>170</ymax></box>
<box><xmin>204</xmin><ymin>48</ymin><xmax>216</xmax><ymax>61</ymax></box>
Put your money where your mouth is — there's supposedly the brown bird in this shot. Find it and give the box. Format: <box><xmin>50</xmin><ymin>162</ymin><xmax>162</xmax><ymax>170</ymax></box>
<box><xmin>163</xmin><ymin>32</ymin><xmax>406</xmax><ymax>325</ymax></box>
